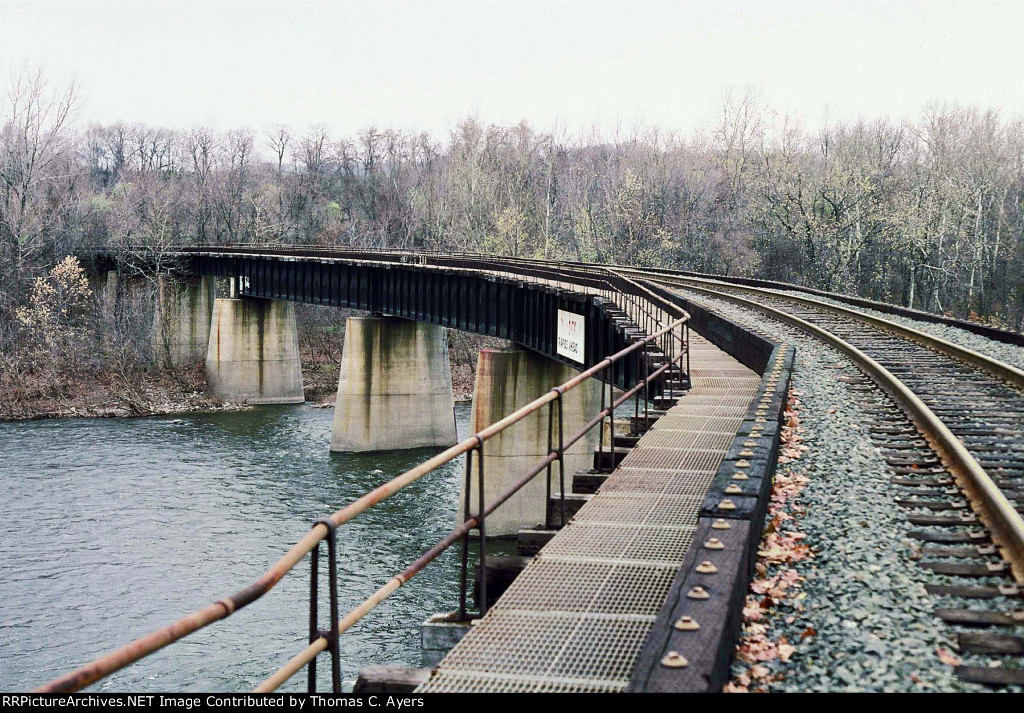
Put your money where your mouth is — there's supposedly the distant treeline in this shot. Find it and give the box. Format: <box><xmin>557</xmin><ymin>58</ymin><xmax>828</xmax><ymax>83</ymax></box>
<box><xmin>4</xmin><ymin>72</ymin><xmax>1024</xmax><ymax>345</ymax></box>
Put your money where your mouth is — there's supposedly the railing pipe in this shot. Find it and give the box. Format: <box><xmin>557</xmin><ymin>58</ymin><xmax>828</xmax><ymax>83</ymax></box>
<box><xmin>37</xmin><ymin>258</ymin><xmax>688</xmax><ymax>694</ymax></box>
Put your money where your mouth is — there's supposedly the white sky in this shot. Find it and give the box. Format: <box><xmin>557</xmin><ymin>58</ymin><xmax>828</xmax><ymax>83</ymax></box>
<box><xmin>3</xmin><ymin>0</ymin><xmax>1023</xmax><ymax>139</ymax></box>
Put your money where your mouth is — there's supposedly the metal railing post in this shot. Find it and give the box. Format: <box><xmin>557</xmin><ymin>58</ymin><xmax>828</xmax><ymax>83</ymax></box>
<box><xmin>307</xmin><ymin>535</ymin><xmax>319</xmax><ymax>693</ymax></box>
<box><xmin>474</xmin><ymin>437</ymin><xmax>487</xmax><ymax>616</ymax></box>
<box><xmin>308</xmin><ymin>517</ymin><xmax>341</xmax><ymax>694</ymax></box>
<box><xmin>598</xmin><ymin>370</ymin><xmax>607</xmax><ymax>465</ymax></box>
<box><xmin>643</xmin><ymin>341</ymin><xmax>650</xmax><ymax>425</ymax></box>
<box><xmin>685</xmin><ymin>323</ymin><xmax>691</xmax><ymax>380</ymax></box>
<box><xmin>634</xmin><ymin>345</ymin><xmax>641</xmax><ymax>425</ymax></box>
<box><xmin>557</xmin><ymin>390</ymin><xmax>566</xmax><ymax>528</ymax></box>
<box><xmin>545</xmin><ymin>399</ymin><xmax>555</xmax><ymax>530</ymax></box>
<box><xmin>544</xmin><ymin>392</ymin><xmax>567</xmax><ymax>531</ymax></box>
<box><xmin>458</xmin><ymin>452</ymin><xmax>473</xmax><ymax>621</ymax></box>
<box><xmin>667</xmin><ymin>316</ymin><xmax>676</xmax><ymax>373</ymax></box>
<box><xmin>545</xmin><ymin>387</ymin><xmax>567</xmax><ymax>528</ymax></box>
<box><xmin>608</xmin><ymin>365</ymin><xmax>616</xmax><ymax>472</ymax></box>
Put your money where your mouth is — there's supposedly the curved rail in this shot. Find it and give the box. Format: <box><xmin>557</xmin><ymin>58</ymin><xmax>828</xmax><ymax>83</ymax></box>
<box><xmin>625</xmin><ymin>265</ymin><xmax>1024</xmax><ymax>347</ymax></box>
<box><xmin>615</xmin><ymin>268</ymin><xmax>1024</xmax><ymax>391</ymax></box>
<box><xmin>631</xmin><ymin>273</ymin><xmax>1024</xmax><ymax>583</ymax></box>
<box><xmin>164</xmin><ymin>244</ymin><xmax>1024</xmax><ymax>344</ymax></box>
<box><xmin>62</xmin><ymin>242</ymin><xmax>1024</xmax><ymax>686</ymax></box>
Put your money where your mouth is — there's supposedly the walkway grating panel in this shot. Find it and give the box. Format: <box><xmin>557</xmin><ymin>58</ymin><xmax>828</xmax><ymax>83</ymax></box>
<box><xmin>492</xmin><ymin>559</ymin><xmax>679</xmax><ymax>616</ymax></box>
<box><xmin>691</xmin><ymin>376</ymin><xmax>763</xmax><ymax>390</ymax></box>
<box><xmin>547</xmin><ymin>616</ymin><xmax>654</xmax><ymax>681</ymax></box>
<box><xmin>618</xmin><ymin>447</ymin><xmax>725</xmax><ymax>472</ymax></box>
<box><xmin>652</xmin><ymin>414</ymin><xmax>743</xmax><ymax>432</ymax></box>
<box><xmin>425</xmin><ymin>613</ymin><xmax>653</xmax><ymax>692</ymax></box>
<box><xmin>419</xmin><ymin>671</ymin><xmax>628</xmax><ymax>694</ymax></box>
<box><xmin>427</xmin><ymin>611</ymin><xmax>583</xmax><ymax>677</ymax></box>
<box><xmin>417</xmin><ymin>333</ymin><xmax>759</xmax><ymax>693</ymax></box>
<box><xmin>680</xmin><ymin>394</ymin><xmax>756</xmax><ymax>407</ymax></box>
<box><xmin>656</xmin><ymin>404</ymin><xmax>748</xmax><ymax>419</ymax></box>
<box><xmin>541</xmin><ymin>522</ymin><xmax>696</xmax><ymax>564</ymax></box>
<box><xmin>600</xmin><ymin>469</ymin><xmax>715</xmax><ymax>497</ymax></box>
<box><xmin>570</xmin><ymin>492</ymin><xmax>706</xmax><ymax>527</ymax></box>
<box><xmin>640</xmin><ymin>430</ymin><xmax>735</xmax><ymax>450</ymax></box>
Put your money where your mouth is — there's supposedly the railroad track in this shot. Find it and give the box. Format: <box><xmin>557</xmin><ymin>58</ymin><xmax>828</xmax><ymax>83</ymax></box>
<box><xmin>614</xmin><ymin>268</ymin><xmax>1024</xmax><ymax>687</ymax></box>
<box><xmin>69</xmin><ymin>244</ymin><xmax>1024</xmax><ymax>690</ymax></box>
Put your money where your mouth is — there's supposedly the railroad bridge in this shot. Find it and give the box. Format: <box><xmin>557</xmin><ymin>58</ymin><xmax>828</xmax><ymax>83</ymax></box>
<box><xmin>43</xmin><ymin>248</ymin><xmax>1024</xmax><ymax>692</ymax></box>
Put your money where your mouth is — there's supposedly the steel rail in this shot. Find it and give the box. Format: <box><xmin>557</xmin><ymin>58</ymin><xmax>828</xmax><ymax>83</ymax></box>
<box><xmin>642</xmin><ymin>276</ymin><xmax>1024</xmax><ymax>583</ymax></box>
<box><xmin>156</xmin><ymin>243</ymin><xmax>1022</xmax><ymax>343</ymax></box>
<box><xmin>178</xmin><ymin>243</ymin><xmax>1009</xmax><ymax>382</ymax></box>
<box><xmin>630</xmin><ymin>263</ymin><xmax>1024</xmax><ymax>347</ymax></box>
<box><xmin>37</xmin><ymin>295</ymin><xmax>688</xmax><ymax>692</ymax></box>
<box><xmin>616</xmin><ymin>268</ymin><xmax>1024</xmax><ymax>391</ymax></box>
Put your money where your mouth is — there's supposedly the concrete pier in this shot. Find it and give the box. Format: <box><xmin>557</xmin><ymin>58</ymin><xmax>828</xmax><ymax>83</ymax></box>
<box><xmin>331</xmin><ymin>316</ymin><xmax>457</xmax><ymax>452</ymax></box>
<box><xmin>153</xmin><ymin>275</ymin><xmax>216</xmax><ymax>368</ymax></box>
<box><xmin>101</xmin><ymin>270</ymin><xmax>119</xmax><ymax>312</ymax></box>
<box><xmin>204</xmin><ymin>297</ymin><xmax>304</xmax><ymax>404</ymax></box>
<box><xmin>457</xmin><ymin>348</ymin><xmax>602</xmax><ymax>537</ymax></box>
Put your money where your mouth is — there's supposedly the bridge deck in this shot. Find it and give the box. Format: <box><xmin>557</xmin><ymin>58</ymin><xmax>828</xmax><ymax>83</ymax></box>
<box><xmin>418</xmin><ymin>334</ymin><xmax>761</xmax><ymax>692</ymax></box>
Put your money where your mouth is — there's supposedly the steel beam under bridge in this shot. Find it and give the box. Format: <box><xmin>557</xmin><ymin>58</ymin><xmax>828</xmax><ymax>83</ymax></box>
<box><xmin>184</xmin><ymin>251</ymin><xmax>647</xmax><ymax>390</ymax></box>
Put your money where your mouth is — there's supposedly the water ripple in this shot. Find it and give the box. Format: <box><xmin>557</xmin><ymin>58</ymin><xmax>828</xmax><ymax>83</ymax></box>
<box><xmin>0</xmin><ymin>404</ymin><xmax>473</xmax><ymax>692</ymax></box>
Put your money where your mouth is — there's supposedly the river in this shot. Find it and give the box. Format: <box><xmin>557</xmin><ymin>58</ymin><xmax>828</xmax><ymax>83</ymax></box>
<box><xmin>0</xmin><ymin>404</ymin><xmax>481</xmax><ymax>692</ymax></box>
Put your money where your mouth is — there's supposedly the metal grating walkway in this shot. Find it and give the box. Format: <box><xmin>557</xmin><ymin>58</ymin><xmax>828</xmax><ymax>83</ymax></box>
<box><xmin>418</xmin><ymin>334</ymin><xmax>760</xmax><ymax>692</ymax></box>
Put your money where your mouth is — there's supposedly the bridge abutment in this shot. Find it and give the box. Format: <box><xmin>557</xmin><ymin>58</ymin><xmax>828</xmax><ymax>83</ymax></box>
<box><xmin>204</xmin><ymin>297</ymin><xmax>305</xmax><ymax>404</ymax></box>
<box><xmin>331</xmin><ymin>316</ymin><xmax>458</xmax><ymax>452</ymax></box>
<box><xmin>458</xmin><ymin>348</ymin><xmax>602</xmax><ymax>537</ymax></box>
<box><xmin>153</xmin><ymin>275</ymin><xmax>216</xmax><ymax>368</ymax></box>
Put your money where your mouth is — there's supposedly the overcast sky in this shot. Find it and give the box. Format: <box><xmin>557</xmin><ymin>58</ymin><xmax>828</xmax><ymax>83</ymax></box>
<box><xmin>3</xmin><ymin>0</ymin><xmax>1022</xmax><ymax>139</ymax></box>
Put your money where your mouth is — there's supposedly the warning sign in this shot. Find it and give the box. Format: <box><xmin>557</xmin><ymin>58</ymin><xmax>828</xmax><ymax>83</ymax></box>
<box><xmin>557</xmin><ymin>309</ymin><xmax>585</xmax><ymax>363</ymax></box>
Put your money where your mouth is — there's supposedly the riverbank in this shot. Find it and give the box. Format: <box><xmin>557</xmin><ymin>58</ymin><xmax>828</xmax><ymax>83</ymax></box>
<box><xmin>0</xmin><ymin>364</ymin><xmax>249</xmax><ymax>421</ymax></box>
<box><xmin>1</xmin><ymin>356</ymin><xmax>479</xmax><ymax>422</ymax></box>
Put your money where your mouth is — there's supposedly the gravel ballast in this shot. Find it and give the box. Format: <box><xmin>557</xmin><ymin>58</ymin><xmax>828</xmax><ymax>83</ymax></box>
<box><xmin>672</xmin><ymin>287</ymin><xmax>1016</xmax><ymax>692</ymax></box>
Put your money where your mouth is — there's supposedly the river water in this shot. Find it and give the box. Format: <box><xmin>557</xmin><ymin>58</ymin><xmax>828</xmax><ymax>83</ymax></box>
<box><xmin>0</xmin><ymin>404</ymin><xmax>479</xmax><ymax>692</ymax></box>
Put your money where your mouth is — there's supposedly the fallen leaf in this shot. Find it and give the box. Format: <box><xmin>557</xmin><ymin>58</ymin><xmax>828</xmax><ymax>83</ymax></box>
<box><xmin>778</xmin><ymin>643</ymin><xmax>796</xmax><ymax>662</ymax></box>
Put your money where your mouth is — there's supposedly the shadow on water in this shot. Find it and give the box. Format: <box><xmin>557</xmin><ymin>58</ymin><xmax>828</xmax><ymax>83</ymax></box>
<box><xmin>0</xmin><ymin>403</ymin><xmax>499</xmax><ymax>692</ymax></box>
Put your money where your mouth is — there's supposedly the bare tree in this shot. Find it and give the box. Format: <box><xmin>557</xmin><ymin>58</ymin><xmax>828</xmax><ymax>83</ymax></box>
<box><xmin>0</xmin><ymin>66</ymin><xmax>78</xmax><ymax>311</ymax></box>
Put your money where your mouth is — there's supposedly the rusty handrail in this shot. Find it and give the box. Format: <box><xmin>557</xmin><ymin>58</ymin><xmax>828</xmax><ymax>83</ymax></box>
<box><xmin>253</xmin><ymin>320</ymin><xmax>689</xmax><ymax>692</ymax></box>
<box><xmin>37</xmin><ymin>302</ymin><xmax>689</xmax><ymax>692</ymax></box>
